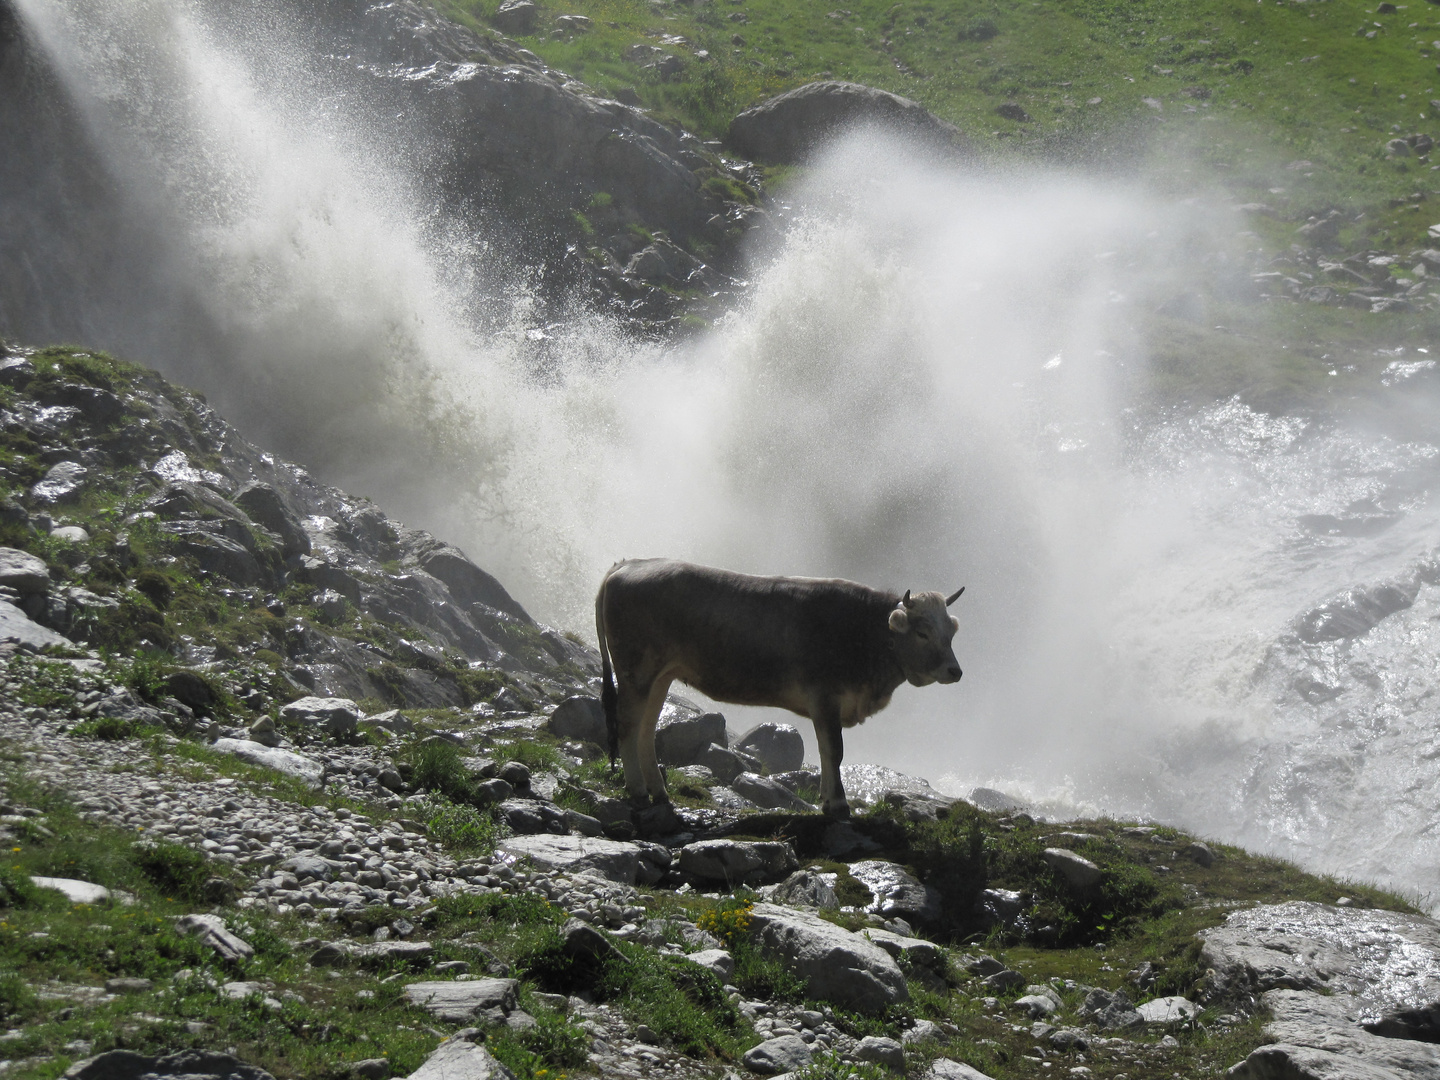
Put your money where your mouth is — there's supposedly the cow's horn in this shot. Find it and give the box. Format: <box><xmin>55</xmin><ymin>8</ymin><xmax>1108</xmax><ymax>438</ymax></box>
<box><xmin>901</xmin><ymin>589</ymin><xmax>911</xmax><ymax>606</ymax></box>
<box><xmin>946</xmin><ymin>586</ymin><xmax>965</xmax><ymax>606</ymax></box>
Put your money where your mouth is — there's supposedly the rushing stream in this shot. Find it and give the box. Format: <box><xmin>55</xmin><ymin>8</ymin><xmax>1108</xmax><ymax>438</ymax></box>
<box><xmin>8</xmin><ymin>0</ymin><xmax>1440</xmax><ymax>907</ymax></box>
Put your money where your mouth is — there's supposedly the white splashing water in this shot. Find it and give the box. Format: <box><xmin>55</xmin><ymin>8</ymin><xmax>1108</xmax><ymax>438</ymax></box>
<box><xmin>15</xmin><ymin>0</ymin><xmax>1440</xmax><ymax>905</ymax></box>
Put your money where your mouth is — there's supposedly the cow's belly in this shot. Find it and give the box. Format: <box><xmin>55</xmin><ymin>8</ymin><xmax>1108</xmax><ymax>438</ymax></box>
<box><xmin>676</xmin><ymin>664</ymin><xmax>813</xmax><ymax>720</ymax></box>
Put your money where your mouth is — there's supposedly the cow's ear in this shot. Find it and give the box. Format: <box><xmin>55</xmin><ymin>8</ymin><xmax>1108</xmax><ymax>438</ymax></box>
<box><xmin>950</xmin><ymin>616</ymin><xmax>959</xmax><ymax>633</ymax></box>
<box><xmin>889</xmin><ymin>607</ymin><xmax>909</xmax><ymax>633</ymax></box>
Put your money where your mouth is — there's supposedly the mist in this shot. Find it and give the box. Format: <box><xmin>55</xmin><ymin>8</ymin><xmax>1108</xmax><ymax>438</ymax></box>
<box><xmin>10</xmin><ymin>0</ymin><xmax>1440</xmax><ymax>906</ymax></box>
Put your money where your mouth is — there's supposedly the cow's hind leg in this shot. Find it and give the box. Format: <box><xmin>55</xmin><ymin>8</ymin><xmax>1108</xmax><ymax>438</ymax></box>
<box><xmin>615</xmin><ymin>680</ymin><xmax>652</xmax><ymax>802</ymax></box>
<box><xmin>813</xmin><ymin>701</ymin><xmax>850</xmax><ymax>819</ymax></box>
<box><xmin>637</xmin><ymin>677</ymin><xmax>672</xmax><ymax>804</ymax></box>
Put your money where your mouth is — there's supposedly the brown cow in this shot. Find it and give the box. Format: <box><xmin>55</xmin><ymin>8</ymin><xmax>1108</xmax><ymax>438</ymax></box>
<box><xmin>594</xmin><ymin>558</ymin><xmax>963</xmax><ymax>818</ymax></box>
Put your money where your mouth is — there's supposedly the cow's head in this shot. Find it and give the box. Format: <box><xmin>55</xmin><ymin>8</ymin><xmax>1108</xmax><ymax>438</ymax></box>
<box><xmin>888</xmin><ymin>588</ymin><xmax>964</xmax><ymax>686</ymax></box>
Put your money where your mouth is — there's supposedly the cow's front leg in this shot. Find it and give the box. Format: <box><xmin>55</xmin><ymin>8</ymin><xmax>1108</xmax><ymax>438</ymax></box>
<box><xmin>813</xmin><ymin>702</ymin><xmax>849</xmax><ymax>819</ymax></box>
<box><xmin>638</xmin><ymin>679</ymin><xmax>672</xmax><ymax>804</ymax></box>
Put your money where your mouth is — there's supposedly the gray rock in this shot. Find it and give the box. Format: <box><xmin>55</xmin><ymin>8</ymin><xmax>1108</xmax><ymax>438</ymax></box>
<box><xmin>1137</xmin><ymin>996</ymin><xmax>1200</xmax><ymax>1023</ymax></box>
<box><xmin>365</xmin><ymin>709</ymin><xmax>414</xmax><ymax>734</ymax></box>
<box><xmin>770</xmin><ymin>869</ymin><xmax>839</xmax><ymax>909</ymax></box>
<box><xmin>0</xmin><ymin>601</ymin><xmax>72</xmax><ymax>649</ymax></box>
<box><xmin>498</xmin><ymin>799</ymin><xmax>568</xmax><ymax>835</ymax></box>
<box><xmin>351</xmin><ymin>1060</ymin><xmax>390</xmax><ymax>1080</ymax></box>
<box><xmin>310</xmin><ymin>941</ymin><xmax>434</xmax><ymax>969</ymax></box>
<box><xmin>902</xmin><ymin>1019</ymin><xmax>943</xmax><ymax>1044</ymax></box>
<box><xmin>209</xmin><ymin>739</ymin><xmax>324</xmax><ymax>783</ymax></box>
<box><xmin>655</xmin><ymin>707</ymin><xmax>727</xmax><ymax>766</ymax></box>
<box><xmin>730</xmin><ymin>772</ymin><xmax>815</xmax><ymax>811</ymax></box>
<box><xmin>854</xmin><ymin>1036</ymin><xmax>905</xmax><ymax>1070</ymax></box>
<box><xmin>547</xmin><ymin>696</ymin><xmax>607</xmax><ymax>746</ymax></box>
<box><xmin>30</xmin><ymin>876</ymin><xmax>108</xmax><ymax>904</ymax></box>
<box><xmin>677</xmin><ymin>839</ymin><xmax>798</xmax><ymax>886</ymax></box>
<box><xmin>105</xmin><ymin>977</ymin><xmax>153</xmax><ymax>994</ymax></box>
<box><xmin>924</xmin><ymin>1061</ymin><xmax>996</xmax><ymax>1080</ymax></box>
<box><xmin>50</xmin><ymin>525</ymin><xmax>89</xmax><ymax>544</ymax></box>
<box><xmin>1048</xmin><ymin>1029</ymin><xmax>1088</xmax><ymax>1052</ymax></box>
<box><xmin>821</xmin><ymin>820</ymin><xmax>882</xmax><ymax>857</ymax></box>
<box><xmin>0</xmin><ymin>546</ymin><xmax>50</xmax><ymax>594</ymax></box>
<box><xmin>982</xmin><ymin>969</ymin><xmax>1026</xmax><ymax>993</ymax></box>
<box><xmin>746</xmin><ymin>902</ymin><xmax>907</xmax><ymax>1013</ymax></box>
<box><xmin>734</xmin><ymin>722</ymin><xmax>805</xmax><ymax>772</ymax></box>
<box><xmin>1229</xmin><ymin>989</ymin><xmax>1440</xmax><ymax>1079</ymax></box>
<box><xmin>742</xmin><ymin>1034</ymin><xmax>812</xmax><ymax>1074</ymax></box>
<box><xmin>60</xmin><ymin>1050</ymin><xmax>276</xmax><ymax>1080</ymax></box>
<box><xmin>176</xmin><ymin>914</ymin><xmax>254</xmax><ymax>963</ymax></box>
<box><xmin>233</xmin><ymin>483</ymin><xmax>310</xmax><ymax>558</ymax></box>
<box><xmin>562</xmin><ymin>918</ymin><xmax>624</xmax><ymax>963</ymax></box>
<box><xmin>863</xmin><ymin>928</ymin><xmax>947</xmax><ymax>975</ymax></box>
<box><xmin>686</xmin><ymin>949</ymin><xmax>734</xmax><ymax>981</ymax></box>
<box><xmin>31</xmin><ymin>461</ymin><xmax>87</xmax><ymax>503</ymax></box>
<box><xmin>966</xmin><ymin>787</ymin><xmax>1028</xmax><ymax>813</ymax></box>
<box><xmin>414</xmin><ymin>542</ymin><xmax>530</xmax><ymax>623</ymax></box>
<box><xmin>491</xmin><ymin>0</ymin><xmax>537</xmax><ymax>35</ymax></box>
<box><xmin>564</xmin><ymin>809</ymin><xmax>603</xmax><ymax>836</ymax></box>
<box><xmin>1013</xmin><ymin>994</ymin><xmax>1057</xmax><ymax>1019</ymax></box>
<box><xmin>497</xmin><ymin>834</ymin><xmax>643</xmax><ymax>884</ymax></box>
<box><xmin>975</xmin><ymin>888</ymin><xmax>1027</xmax><ymax>926</ymax></box>
<box><xmin>1042</xmin><ymin>848</ymin><xmax>1102</xmax><ymax>890</ymax></box>
<box><xmin>848</xmin><ymin>860</ymin><xmax>942</xmax><ymax>925</ymax></box>
<box><xmin>729</xmin><ymin>81</ymin><xmax>964</xmax><ymax>164</ymax></box>
<box><xmin>279</xmin><ymin>855</ymin><xmax>333</xmax><ymax>882</ymax></box>
<box><xmin>402</xmin><ymin>979</ymin><xmax>519</xmax><ymax>1024</ymax></box>
<box><xmin>279</xmin><ymin>696</ymin><xmax>362</xmax><ymax>737</ymax></box>
<box><xmin>1080</xmin><ymin>987</ymin><xmax>1143</xmax><ymax>1030</ymax></box>
<box><xmin>698</xmin><ymin>741</ymin><xmax>758</xmax><ymax>784</ymax></box>
<box><xmin>1183</xmin><ymin>841</ymin><xmax>1216</xmax><ymax>868</ymax></box>
<box><xmin>407</xmin><ymin>1029</ymin><xmax>516</xmax><ymax>1080</ymax></box>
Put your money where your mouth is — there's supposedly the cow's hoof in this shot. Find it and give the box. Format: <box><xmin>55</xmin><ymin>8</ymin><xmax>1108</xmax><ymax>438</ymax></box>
<box><xmin>822</xmin><ymin>800</ymin><xmax>851</xmax><ymax>820</ymax></box>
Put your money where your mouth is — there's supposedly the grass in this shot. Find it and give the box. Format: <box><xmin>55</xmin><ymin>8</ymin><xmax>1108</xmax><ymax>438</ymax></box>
<box><xmin>436</xmin><ymin>0</ymin><xmax>1440</xmax><ymax>247</ymax></box>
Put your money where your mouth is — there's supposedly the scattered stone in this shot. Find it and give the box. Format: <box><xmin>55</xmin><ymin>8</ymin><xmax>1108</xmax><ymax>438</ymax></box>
<box><xmin>745</xmin><ymin>902</ymin><xmax>907</xmax><ymax>1013</ymax></box>
<box><xmin>104</xmin><ymin>977</ymin><xmax>153</xmax><ymax>994</ymax></box>
<box><xmin>402</xmin><ymin>979</ymin><xmax>519</xmax><ymax>1024</ymax></box>
<box><xmin>1137</xmin><ymin>996</ymin><xmax>1201</xmax><ymax>1023</ymax></box>
<box><xmin>966</xmin><ymin>787</ymin><xmax>1028</xmax><ymax>814</ymax></box>
<box><xmin>176</xmin><ymin>914</ymin><xmax>254</xmax><ymax>963</ymax></box>
<box><xmin>310</xmin><ymin>941</ymin><xmax>434</xmax><ymax>969</ymax></box>
<box><xmin>31</xmin><ymin>461</ymin><xmax>88</xmax><ymax>503</ymax></box>
<box><xmin>279</xmin><ymin>696</ymin><xmax>362</xmax><ymax>737</ymax></box>
<box><xmin>924</xmin><ymin>1061</ymin><xmax>996</xmax><ymax>1080</ymax></box>
<box><xmin>0</xmin><ymin>547</ymin><xmax>51</xmax><ymax>595</ymax></box>
<box><xmin>686</xmin><ymin>948</ymin><xmax>734</xmax><ymax>981</ymax></box>
<box><xmin>741</xmin><ymin>1034</ymin><xmax>812</xmax><ymax>1074</ymax></box>
<box><xmin>1042</xmin><ymin>848</ymin><xmax>1102</xmax><ymax>890</ymax></box>
<box><xmin>561</xmin><ymin>918</ymin><xmax>624</xmax><ymax>963</ymax></box>
<box><xmin>490</xmin><ymin>0</ymin><xmax>537</xmax><ymax>35</ymax></box>
<box><xmin>1079</xmin><ymin>987</ymin><xmax>1143</xmax><ymax>1030</ymax></box>
<box><xmin>697</xmin><ymin>742</ymin><xmax>752</xmax><ymax>784</ymax></box>
<box><xmin>405</xmin><ymin>1028</ymin><xmax>516</xmax><ymax>1080</ymax></box>
<box><xmin>30</xmin><ymin>876</ymin><xmax>109</xmax><ymax>905</ymax></box>
<box><xmin>854</xmin><ymin>1035</ymin><xmax>905</xmax><ymax>1070</ymax></box>
<box><xmin>848</xmin><ymin>860</ymin><xmax>941</xmax><ymax>925</ymax></box>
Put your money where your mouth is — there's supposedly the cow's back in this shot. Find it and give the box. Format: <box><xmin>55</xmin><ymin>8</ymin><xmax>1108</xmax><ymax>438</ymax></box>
<box><xmin>600</xmin><ymin>559</ymin><xmax>897</xmax><ymax>706</ymax></box>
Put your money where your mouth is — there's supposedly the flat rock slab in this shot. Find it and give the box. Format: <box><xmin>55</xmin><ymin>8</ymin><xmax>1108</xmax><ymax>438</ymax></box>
<box><xmin>209</xmin><ymin>739</ymin><xmax>324</xmax><ymax>783</ymax></box>
<box><xmin>746</xmin><ymin>902</ymin><xmax>907</xmax><ymax>1014</ymax></box>
<box><xmin>848</xmin><ymin>859</ymin><xmax>942</xmax><ymax>925</ymax></box>
<box><xmin>403</xmin><ymin>979</ymin><xmax>519</xmax><ymax>1024</ymax></box>
<box><xmin>279</xmin><ymin>696</ymin><xmax>361</xmax><ymax>736</ymax></box>
<box><xmin>1042</xmin><ymin>848</ymin><xmax>1102</xmax><ymax>890</ymax></box>
<box><xmin>177</xmin><ymin>913</ymin><xmax>254</xmax><ymax>963</ymax></box>
<box><xmin>1227</xmin><ymin>989</ymin><xmax>1440</xmax><ymax>1080</ymax></box>
<box><xmin>678</xmin><ymin>839</ymin><xmax>798</xmax><ymax>886</ymax></box>
<box><xmin>1201</xmin><ymin>901</ymin><xmax>1440</xmax><ymax>1025</ymax></box>
<box><xmin>61</xmin><ymin>1049</ymin><xmax>276</xmax><ymax>1080</ymax></box>
<box><xmin>310</xmin><ymin>940</ymin><xmax>434</xmax><ymax>969</ymax></box>
<box><xmin>1137</xmin><ymin>995</ymin><xmax>1200</xmax><ymax>1023</ymax></box>
<box><xmin>0</xmin><ymin>600</ymin><xmax>71</xmax><ymax>649</ymax></box>
<box><xmin>31</xmin><ymin>876</ymin><xmax>109</xmax><ymax>905</ymax></box>
<box><xmin>0</xmin><ymin>546</ymin><xmax>51</xmax><ymax>594</ymax></box>
<box><xmin>406</xmin><ymin>1029</ymin><xmax>516</xmax><ymax>1080</ymax></box>
<box><xmin>924</xmin><ymin>1061</ymin><xmax>997</xmax><ymax>1080</ymax></box>
<box><xmin>497</xmin><ymin>834</ymin><xmax>642</xmax><ymax>884</ymax></box>
<box><xmin>863</xmin><ymin>928</ymin><xmax>947</xmax><ymax>973</ymax></box>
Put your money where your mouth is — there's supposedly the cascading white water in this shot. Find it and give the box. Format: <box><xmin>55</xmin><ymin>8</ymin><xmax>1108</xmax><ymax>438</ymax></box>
<box><xmin>12</xmin><ymin>0</ymin><xmax>1440</xmax><ymax>906</ymax></box>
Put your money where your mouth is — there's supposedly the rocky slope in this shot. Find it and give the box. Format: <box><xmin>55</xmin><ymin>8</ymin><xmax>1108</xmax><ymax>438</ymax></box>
<box><xmin>0</xmin><ymin>341</ymin><xmax>1433</xmax><ymax>1080</ymax></box>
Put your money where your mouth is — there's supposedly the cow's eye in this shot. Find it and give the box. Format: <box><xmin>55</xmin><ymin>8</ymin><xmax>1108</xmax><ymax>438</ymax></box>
<box><xmin>915</xmin><ymin>627</ymin><xmax>930</xmax><ymax>640</ymax></box>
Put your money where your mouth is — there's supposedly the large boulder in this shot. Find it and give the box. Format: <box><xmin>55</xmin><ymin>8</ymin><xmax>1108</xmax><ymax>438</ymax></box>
<box><xmin>1229</xmin><ymin>989</ymin><xmax>1440</xmax><ymax>1079</ymax></box>
<box><xmin>279</xmin><ymin>696</ymin><xmax>362</xmax><ymax>737</ymax></box>
<box><xmin>848</xmin><ymin>860</ymin><xmax>942</xmax><ymax>926</ymax></box>
<box><xmin>654</xmin><ymin>705</ymin><xmax>727</xmax><ymax>766</ymax></box>
<box><xmin>402</xmin><ymin>979</ymin><xmax>520</xmax><ymax>1024</ymax></box>
<box><xmin>0</xmin><ymin>600</ymin><xmax>71</xmax><ymax>649</ymax></box>
<box><xmin>233</xmin><ymin>483</ymin><xmax>310</xmax><ymax>558</ymax></box>
<box><xmin>497</xmin><ymin>834</ymin><xmax>649</xmax><ymax>884</ymax></box>
<box><xmin>731</xmin><ymin>772</ymin><xmax>814</xmax><ymax>811</ymax></box>
<box><xmin>745</xmin><ymin>902</ymin><xmax>908</xmax><ymax>1013</ymax></box>
<box><xmin>728</xmin><ymin>81</ymin><xmax>964</xmax><ymax>164</ymax></box>
<box><xmin>414</xmin><ymin>541</ymin><xmax>531</xmax><ymax>623</ymax></box>
<box><xmin>406</xmin><ymin>1030</ymin><xmax>516</xmax><ymax>1080</ymax></box>
<box><xmin>0</xmin><ymin>547</ymin><xmax>50</xmax><ymax>594</ymax></box>
<box><xmin>209</xmin><ymin>739</ymin><xmax>324</xmax><ymax>783</ymax></box>
<box><xmin>60</xmin><ymin>1050</ymin><xmax>276</xmax><ymax>1080</ymax></box>
<box><xmin>677</xmin><ymin>839</ymin><xmax>798</xmax><ymax>886</ymax></box>
<box><xmin>734</xmin><ymin>722</ymin><xmax>805</xmax><ymax>772</ymax></box>
<box><xmin>742</xmin><ymin>1035</ymin><xmax>812</xmax><ymax>1075</ymax></box>
<box><xmin>547</xmin><ymin>696</ymin><xmax>607</xmax><ymax>746</ymax></box>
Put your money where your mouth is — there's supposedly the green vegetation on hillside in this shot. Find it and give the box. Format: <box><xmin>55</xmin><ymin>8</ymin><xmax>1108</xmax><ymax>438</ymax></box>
<box><xmin>439</xmin><ymin>0</ymin><xmax>1440</xmax><ymax>249</ymax></box>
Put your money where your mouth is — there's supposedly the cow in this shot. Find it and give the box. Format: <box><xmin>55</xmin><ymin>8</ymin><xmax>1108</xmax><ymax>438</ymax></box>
<box><xmin>594</xmin><ymin>558</ymin><xmax>964</xmax><ymax>819</ymax></box>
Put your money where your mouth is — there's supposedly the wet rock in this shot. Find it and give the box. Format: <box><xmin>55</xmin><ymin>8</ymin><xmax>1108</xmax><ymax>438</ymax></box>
<box><xmin>966</xmin><ymin>787</ymin><xmax>1029</xmax><ymax>813</ymax></box>
<box><xmin>491</xmin><ymin>0</ymin><xmax>537</xmax><ymax>34</ymax></box>
<box><xmin>848</xmin><ymin>859</ymin><xmax>941</xmax><ymax>925</ymax></box>
<box><xmin>677</xmin><ymin>839</ymin><xmax>798</xmax><ymax>886</ymax></box>
<box><xmin>406</xmin><ymin>1028</ymin><xmax>516</xmax><ymax>1080</ymax></box>
<box><xmin>209</xmin><ymin>739</ymin><xmax>324</xmax><ymax>783</ymax></box>
<box><xmin>742</xmin><ymin>1034</ymin><xmax>812</xmax><ymax>1074</ymax></box>
<box><xmin>1043</xmin><ymin>847</ymin><xmax>1102</xmax><ymax>890</ymax></box>
<box><xmin>60</xmin><ymin>1050</ymin><xmax>276</xmax><ymax>1080</ymax></box>
<box><xmin>975</xmin><ymin>887</ymin><xmax>1026</xmax><ymax>926</ymax></box>
<box><xmin>403</xmin><ymin>979</ymin><xmax>520</xmax><ymax>1024</ymax></box>
<box><xmin>655</xmin><ymin>706</ymin><xmax>727</xmax><ymax>766</ymax></box>
<box><xmin>745</xmin><ymin>902</ymin><xmax>907</xmax><ymax>1013</ymax></box>
<box><xmin>770</xmin><ymin>869</ymin><xmax>839</xmax><ymax>909</ymax></box>
<box><xmin>233</xmin><ymin>483</ymin><xmax>310</xmax><ymax>558</ymax></box>
<box><xmin>1138</xmin><ymin>996</ymin><xmax>1201</xmax><ymax>1023</ymax></box>
<box><xmin>734</xmin><ymin>722</ymin><xmax>804</xmax><ymax>772</ymax></box>
<box><xmin>414</xmin><ymin>541</ymin><xmax>530</xmax><ymax>623</ymax></box>
<box><xmin>729</xmin><ymin>80</ymin><xmax>963</xmax><ymax>165</ymax></box>
<box><xmin>547</xmin><ymin>696</ymin><xmax>606</xmax><ymax>746</ymax></box>
<box><xmin>279</xmin><ymin>696</ymin><xmax>362</xmax><ymax>737</ymax></box>
<box><xmin>497</xmin><ymin>834</ymin><xmax>643</xmax><ymax>883</ymax></box>
<box><xmin>31</xmin><ymin>461</ymin><xmax>88</xmax><ymax>503</ymax></box>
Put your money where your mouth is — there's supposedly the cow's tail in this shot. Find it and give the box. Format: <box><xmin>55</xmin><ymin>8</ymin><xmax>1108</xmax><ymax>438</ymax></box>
<box><xmin>595</xmin><ymin>567</ymin><xmax>619</xmax><ymax>771</ymax></box>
